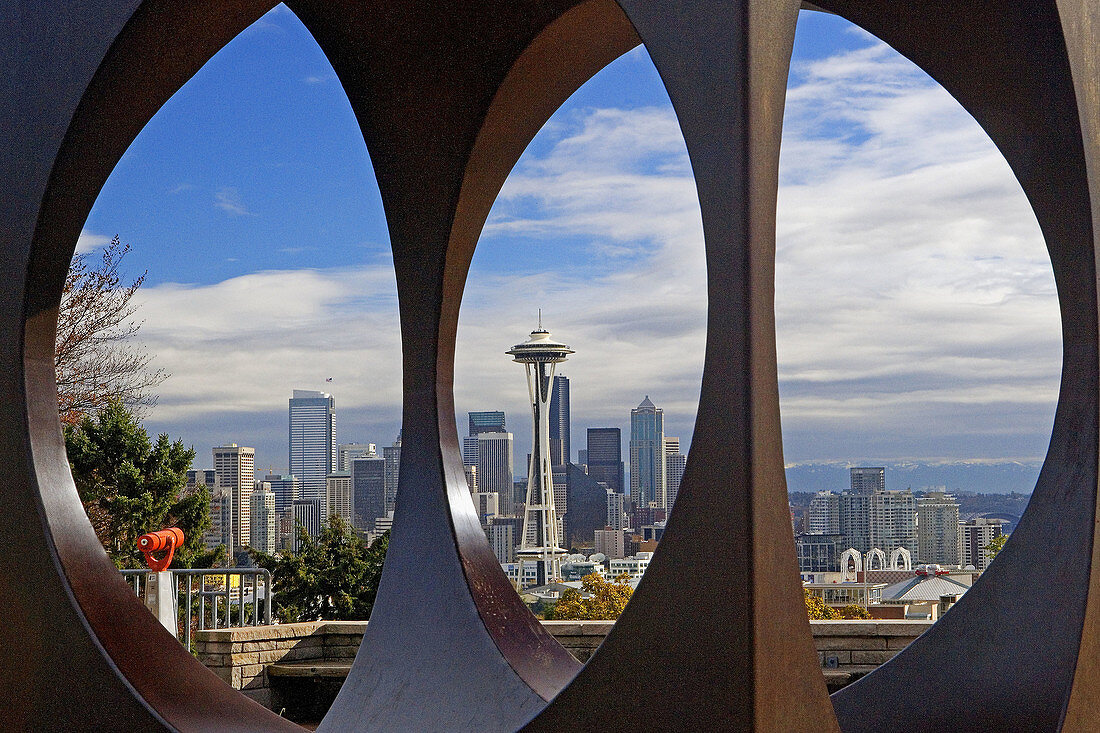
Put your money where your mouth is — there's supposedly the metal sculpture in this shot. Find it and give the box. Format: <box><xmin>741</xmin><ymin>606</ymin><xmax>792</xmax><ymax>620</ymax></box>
<box><xmin>3</xmin><ymin>0</ymin><xmax>1099</xmax><ymax>730</ymax></box>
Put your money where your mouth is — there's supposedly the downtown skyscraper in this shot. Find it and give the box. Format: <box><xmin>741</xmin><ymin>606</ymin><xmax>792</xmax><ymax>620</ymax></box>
<box><xmin>289</xmin><ymin>389</ymin><xmax>336</xmax><ymax>508</ymax></box>
<box><xmin>917</xmin><ymin>490</ymin><xmax>960</xmax><ymax>565</ymax></box>
<box><xmin>213</xmin><ymin>443</ymin><xmax>255</xmax><ymax>558</ymax></box>
<box><xmin>587</xmin><ymin>427</ymin><xmax>624</xmax><ymax>495</ymax></box>
<box><xmin>464</xmin><ymin>411</ymin><xmax>506</xmax><ymax>467</ymax></box>
<box><xmin>630</xmin><ymin>396</ymin><xmax>666</xmax><ymax>510</ymax></box>
<box><xmin>478</xmin><ymin>432</ymin><xmax>514</xmax><ymax>515</ymax></box>
<box><xmin>548</xmin><ymin>375</ymin><xmax>569</xmax><ymax>467</ymax></box>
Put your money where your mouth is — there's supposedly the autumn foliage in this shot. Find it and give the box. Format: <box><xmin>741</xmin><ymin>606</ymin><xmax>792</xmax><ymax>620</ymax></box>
<box><xmin>804</xmin><ymin>589</ymin><xmax>872</xmax><ymax>620</ymax></box>
<box><xmin>546</xmin><ymin>573</ymin><xmax>633</xmax><ymax>620</ymax></box>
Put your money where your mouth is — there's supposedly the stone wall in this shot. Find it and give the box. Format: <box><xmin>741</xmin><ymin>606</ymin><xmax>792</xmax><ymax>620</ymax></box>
<box><xmin>811</xmin><ymin>620</ymin><xmax>933</xmax><ymax>691</ymax></box>
<box><xmin>193</xmin><ymin>618</ymin><xmax>934</xmax><ymax>715</ymax></box>
<box><xmin>541</xmin><ymin>620</ymin><xmax>615</xmax><ymax>662</ymax></box>
<box><xmin>193</xmin><ymin>620</ymin><xmax>366</xmax><ymax>711</ymax></box>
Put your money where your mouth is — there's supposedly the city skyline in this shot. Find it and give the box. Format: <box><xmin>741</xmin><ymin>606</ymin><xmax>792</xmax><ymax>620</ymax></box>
<box><xmin>82</xmin><ymin>6</ymin><xmax>1059</xmax><ymax>482</ymax></box>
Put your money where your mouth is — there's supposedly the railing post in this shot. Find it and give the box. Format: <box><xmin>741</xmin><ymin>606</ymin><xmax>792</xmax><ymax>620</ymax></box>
<box><xmin>264</xmin><ymin>569</ymin><xmax>272</xmax><ymax>625</ymax></box>
<box><xmin>184</xmin><ymin>575</ymin><xmax>192</xmax><ymax>651</ymax></box>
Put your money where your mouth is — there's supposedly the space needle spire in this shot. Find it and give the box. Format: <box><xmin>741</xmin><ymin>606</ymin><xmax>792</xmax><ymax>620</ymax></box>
<box><xmin>507</xmin><ymin>320</ymin><xmax>574</xmax><ymax>586</ymax></box>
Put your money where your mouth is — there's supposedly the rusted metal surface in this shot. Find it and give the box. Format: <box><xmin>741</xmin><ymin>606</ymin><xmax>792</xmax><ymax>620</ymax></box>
<box><xmin>3</xmin><ymin>0</ymin><xmax>1100</xmax><ymax>730</ymax></box>
<box><xmin>807</xmin><ymin>2</ymin><xmax>1100</xmax><ymax>730</ymax></box>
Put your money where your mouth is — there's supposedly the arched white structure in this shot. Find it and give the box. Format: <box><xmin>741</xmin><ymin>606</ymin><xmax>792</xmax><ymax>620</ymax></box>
<box><xmin>840</xmin><ymin>548</ymin><xmax>863</xmax><ymax>582</ymax></box>
<box><xmin>890</xmin><ymin>547</ymin><xmax>912</xmax><ymax>571</ymax></box>
<box><xmin>867</xmin><ymin>548</ymin><xmax>887</xmax><ymax>571</ymax></box>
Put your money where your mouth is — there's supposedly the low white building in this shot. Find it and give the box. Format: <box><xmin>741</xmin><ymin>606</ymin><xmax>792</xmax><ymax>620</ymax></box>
<box><xmin>502</xmin><ymin>561</ymin><xmax>541</xmax><ymax>589</ymax></box>
<box><xmin>609</xmin><ymin>552</ymin><xmax>653</xmax><ymax>581</ymax></box>
<box><xmin>561</xmin><ymin>560</ymin><xmax>606</xmax><ymax>582</ymax></box>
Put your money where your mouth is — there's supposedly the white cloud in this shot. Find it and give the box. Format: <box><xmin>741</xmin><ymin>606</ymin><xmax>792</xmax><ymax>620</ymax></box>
<box><xmin>773</xmin><ymin>41</ymin><xmax>1058</xmax><ymax>459</ymax></box>
<box><xmin>461</xmin><ymin>39</ymin><xmax>1059</xmax><ymax>463</ymax></box>
<box><xmin>75</xmin><ymin>229</ymin><xmax>112</xmax><ymax>254</ymax></box>
<box><xmin>135</xmin><ymin>37</ymin><xmax>1060</xmax><ymax>467</ymax></box>
<box><xmin>215</xmin><ymin>187</ymin><xmax>254</xmax><ymax>216</ymax></box>
<box><xmin>135</xmin><ymin>266</ymin><xmax>402</xmax><ymax>424</ymax></box>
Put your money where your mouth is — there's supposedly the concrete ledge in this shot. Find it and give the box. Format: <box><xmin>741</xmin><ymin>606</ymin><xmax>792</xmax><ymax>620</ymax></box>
<box><xmin>268</xmin><ymin>661</ymin><xmax>354</xmax><ymax>678</ymax></box>
<box><xmin>194</xmin><ymin>617</ymin><xmax>934</xmax><ymax>719</ymax></box>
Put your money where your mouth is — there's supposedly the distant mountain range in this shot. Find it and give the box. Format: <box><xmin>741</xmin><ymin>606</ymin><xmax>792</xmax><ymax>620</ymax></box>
<box><xmin>783</xmin><ymin>460</ymin><xmax>1042</xmax><ymax>495</ymax></box>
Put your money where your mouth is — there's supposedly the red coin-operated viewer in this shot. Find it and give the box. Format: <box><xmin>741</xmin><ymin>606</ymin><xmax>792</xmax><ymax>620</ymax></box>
<box><xmin>136</xmin><ymin>528</ymin><xmax>184</xmax><ymax>638</ymax></box>
<box><xmin>137</xmin><ymin>527</ymin><xmax>184</xmax><ymax>571</ymax></box>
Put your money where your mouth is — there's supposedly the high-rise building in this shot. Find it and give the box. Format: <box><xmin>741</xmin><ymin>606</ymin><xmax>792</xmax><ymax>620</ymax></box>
<box><xmin>835</xmin><ymin>468</ymin><xmax>916</xmax><ymax>556</ymax></box>
<box><xmin>351</xmin><ymin>457</ymin><xmax>386</xmax><ymax>532</ymax></box>
<box><xmin>488</xmin><ymin>516</ymin><xmax>522</xmax><ymax>565</ymax></box>
<box><xmin>186</xmin><ymin>469</ymin><xmax>216</xmax><ymax>492</ymax></box>
<box><xmin>289</xmin><ymin>389</ymin><xmax>337</xmax><ymax>508</ymax></box>
<box><xmin>338</xmin><ymin>442</ymin><xmax>376</xmax><ymax>472</ymax></box>
<box><xmin>594</xmin><ymin>527</ymin><xmax>626</xmax><ymax>559</ymax></box>
<box><xmin>263</xmin><ymin>474</ymin><xmax>299</xmax><ymax>517</ymax></box>
<box><xmin>795</xmin><ymin>533</ymin><xmax>844</xmax><ymax>573</ymax></box>
<box><xmin>664</xmin><ymin>436</ymin><xmax>686</xmax><ymax>511</ymax></box>
<box><xmin>472</xmin><ymin>492</ymin><xmax>500</xmax><ymax>523</ymax></box>
<box><xmin>850</xmin><ymin>466</ymin><xmax>886</xmax><ymax>494</ymax></box>
<box><xmin>563</xmin><ymin>464</ymin><xmax>609</xmax><ymax>549</ymax></box>
<box><xmin>552</xmin><ymin>465</ymin><xmax>568</xmax><ymax>521</ymax></box>
<box><xmin>606</xmin><ymin>490</ymin><xmax>627</xmax><ymax>531</ymax></box>
<box><xmin>292</xmin><ymin>499</ymin><xmax>322</xmax><ymax>552</ymax></box>
<box><xmin>508</xmin><ymin>325</ymin><xmax>573</xmax><ymax>585</ymax></box>
<box><xmin>549</xmin><ymin>375</ymin><xmax>570</xmax><ymax>466</ymax></box>
<box><xmin>869</xmin><ymin>488</ymin><xmax>917</xmax><ymax>556</ymax></box>
<box><xmin>477</xmin><ymin>432</ymin><xmax>514</xmax><ymax>515</ymax></box>
<box><xmin>203</xmin><ymin>489</ymin><xmax>232</xmax><ymax>551</ymax></box>
<box><xmin>630</xmin><ymin>397</ymin><xmax>666</xmax><ymax>510</ymax></box>
<box><xmin>469</xmin><ymin>411</ymin><xmax>506</xmax><ymax>437</ymax></box>
<box><xmin>587</xmin><ymin>428</ymin><xmax>624</xmax><ymax>495</ymax></box>
<box><xmin>326</xmin><ymin>472</ymin><xmax>353</xmax><ymax>526</ymax></box>
<box><xmin>382</xmin><ymin>434</ymin><xmax>401</xmax><ymax>516</ymax></box>
<box><xmin>213</xmin><ymin>444</ymin><xmax>255</xmax><ymax>558</ymax></box>
<box><xmin>463</xmin><ymin>464</ymin><xmax>478</xmax><ymax>493</ymax></box>
<box><xmin>462</xmin><ymin>436</ymin><xmax>480</xmax><ymax>467</ymax></box>
<box><xmin>838</xmin><ymin>492</ymin><xmax>872</xmax><ymax>552</ymax></box>
<box><xmin>917</xmin><ymin>490</ymin><xmax>960</xmax><ymax>564</ymax></box>
<box><xmin>808</xmin><ymin>491</ymin><xmax>841</xmax><ymax>534</ymax></box>
<box><xmin>249</xmin><ymin>485</ymin><xmax>276</xmax><ymax>555</ymax></box>
<box><xmin>959</xmin><ymin>517</ymin><xmax>1007</xmax><ymax>572</ymax></box>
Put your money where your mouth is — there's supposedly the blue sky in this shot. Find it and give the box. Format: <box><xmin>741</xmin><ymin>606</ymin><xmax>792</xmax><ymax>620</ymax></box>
<box><xmin>79</xmin><ymin>6</ymin><xmax>1060</xmax><ymax>487</ymax></box>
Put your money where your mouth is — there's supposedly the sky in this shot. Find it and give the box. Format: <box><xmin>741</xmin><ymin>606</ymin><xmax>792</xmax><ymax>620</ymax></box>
<box><xmin>79</xmin><ymin>6</ymin><xmax>1060</xmax><ymax>487</ymax></box>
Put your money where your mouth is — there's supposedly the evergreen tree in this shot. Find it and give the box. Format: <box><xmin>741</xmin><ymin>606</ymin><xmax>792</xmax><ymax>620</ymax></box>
<box><xmin>64</xmin><ymin>398</ymin><xmax>217</xmax><ymax>568</ymax></box>
<box><xmin>252</xmin><ymin>517</ymin><xmax>389</xmax><ymax>623</ymax></box>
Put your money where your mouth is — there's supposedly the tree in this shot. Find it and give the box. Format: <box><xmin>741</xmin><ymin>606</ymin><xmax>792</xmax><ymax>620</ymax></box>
<box><xmin>64</xmin><ymin>398</ymin><xmax>217</xmax><ymax>569</ymax></box>
<box><xmin>56</xmin><ymin>236</ymin><xmax>166</xmax><ymax>427</ymax></box>
<box><xmin>804</xmin><ymin>590</ymin><xmax>871</xmax><ymax>620</ymax></box>
<box><xmin>985</xmin><ymin>533</ymin><xmax>1008</xmax><ymax>564</ymax></box>
<box><xmin>545</xmin><ymin>573</ymin><xmax>633</xmax><ymax>620</ymax></box>
<box><xmin>804</xmin><ymin>589</ymin><xmax>838</xmax><ymax>620</ymax></box>
<box><xmin>836</xmin><ymin>604</ymin><xmax>871</xmax><ymax>620</ymax></box>
<box><xmin>252</xmin><ymin>518</ymin><xmax>389</xmax><ymax>623</ymax></box>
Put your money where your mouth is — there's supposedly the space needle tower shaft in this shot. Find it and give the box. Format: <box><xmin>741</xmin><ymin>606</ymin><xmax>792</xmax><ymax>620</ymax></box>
<box><xmin>507</xmin><ymin>318</ymin><xmax>574</xmax><ymax>587</ymax></box>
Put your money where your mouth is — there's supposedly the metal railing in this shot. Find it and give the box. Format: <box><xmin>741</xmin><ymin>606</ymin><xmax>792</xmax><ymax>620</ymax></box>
<box><xmin>121</xmin><ymin>568</ymin><xmax>273</xmax><ymax>651</ymax></box>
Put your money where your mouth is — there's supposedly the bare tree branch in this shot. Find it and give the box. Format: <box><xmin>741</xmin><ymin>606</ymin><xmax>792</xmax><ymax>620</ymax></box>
<box><xmin>56</xmin><ymin>236</ymin><xmax>167</xmax><ymax>426</ymax></box>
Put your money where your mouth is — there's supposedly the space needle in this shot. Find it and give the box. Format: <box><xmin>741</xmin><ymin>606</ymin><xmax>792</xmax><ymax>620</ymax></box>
<box><xmin>507</xmin><ymin>315</ymin><xmax>574</xmax><ymax>587</ymax></box>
